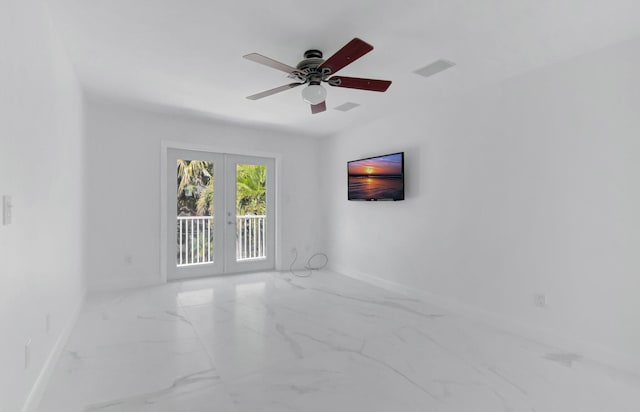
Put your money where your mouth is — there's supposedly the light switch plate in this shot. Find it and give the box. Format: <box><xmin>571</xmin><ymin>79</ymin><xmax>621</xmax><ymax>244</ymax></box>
<box><xmin>2</xmin><ymin>195</ymin><xmax>12</xmax><ymax>225</ymax></box>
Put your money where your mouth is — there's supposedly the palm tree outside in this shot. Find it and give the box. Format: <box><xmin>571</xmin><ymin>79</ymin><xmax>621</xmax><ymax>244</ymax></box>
<box><xmin>175</xmin><ymin>160</ymin><xmax>267</xmax><ymax>264</ymax></box>
<box><xmin>176</xmin><ymin>160</ymin><xmax>266</xmax><ymax>216</ymax></box>
<box><xmin>235</xmin><ymin>164</ymin><xmax>266</xmax><ymax>215</ymax></box>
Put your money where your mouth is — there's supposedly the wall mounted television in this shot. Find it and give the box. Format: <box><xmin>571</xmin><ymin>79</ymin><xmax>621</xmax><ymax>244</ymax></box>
<box><xmin>348</xmin><ymin>152</ymin><xmax>404</xmax><ymax>201</ymax></box>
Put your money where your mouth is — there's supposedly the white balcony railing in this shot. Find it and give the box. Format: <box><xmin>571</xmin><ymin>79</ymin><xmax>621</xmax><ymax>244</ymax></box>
<box><xmin>177</xmin><ymin>215</ymin><xmax>266</xmax><ymax>266</ymax></box>
<box><xmin>177</xmin><ymin>216</ymin><xmax>213</xmax><ymax>266</ymax></box>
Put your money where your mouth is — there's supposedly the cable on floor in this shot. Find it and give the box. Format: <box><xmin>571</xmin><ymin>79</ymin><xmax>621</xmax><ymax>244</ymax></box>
<box><xmin>289</xmin><ymin>249</ymin><xmax>328</xmax><ymax>278</ymax></box>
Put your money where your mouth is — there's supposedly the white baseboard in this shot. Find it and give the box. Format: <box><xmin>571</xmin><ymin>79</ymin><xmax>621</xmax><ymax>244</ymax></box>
<box><xmin>336</xmin><ymin>266</ymin><xmax>640</xmax><ymax>376</ymax></box>
<box><xmin>21</xmin><ymin>291</ymin><xmax>86</xmax><ymax>412</ymax></box>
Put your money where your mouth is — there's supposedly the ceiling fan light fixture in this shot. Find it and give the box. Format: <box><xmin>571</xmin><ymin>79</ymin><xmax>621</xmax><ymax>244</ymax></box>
<box><xmin>301</xmin><ymin>84</ymin><xmax>326</xmax><ymax>105</ymax></box>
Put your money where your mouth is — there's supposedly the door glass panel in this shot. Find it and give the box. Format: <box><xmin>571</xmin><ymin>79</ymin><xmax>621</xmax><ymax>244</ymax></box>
<box><xmin>235</xmin><ymin>163</ymin><xmax>267</xmax><ymax>262</ymax></box>
<box><xmin>176</xmin><ymin>159</ymin><xmax>215</xmax><ymax>266</ymax></box>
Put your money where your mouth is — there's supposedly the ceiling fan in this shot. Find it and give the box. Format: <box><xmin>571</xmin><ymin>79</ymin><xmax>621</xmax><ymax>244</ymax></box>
<box><xmin>243</xmin><ymin>38</ymin><xmax>392</xmax><ymax>114</ymax></box>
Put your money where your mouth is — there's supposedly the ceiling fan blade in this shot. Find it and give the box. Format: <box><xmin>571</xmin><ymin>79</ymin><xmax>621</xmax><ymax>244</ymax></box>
<box><xmin>243</xmin><ymin>53</ymin><xmax>301</xmax><ymax>74</ymax></box>
<box><xmin>246</xmin><ymin>83</ymin><xmax>303</xmax><ymax>100</ymax></box>
<box><xmin>310</xmin><ymin>101</ymin><xmax>326</xmax><ymax>114</ymax></box>
<box><xmin>328</xmin><ymin>76</ymin><xmax>392</xmax><ymax>92</ymax></box>
<box><xmin>318</xmin><ymin>38</ymin><xmax>374</xmax><ymax>75</ymax></box>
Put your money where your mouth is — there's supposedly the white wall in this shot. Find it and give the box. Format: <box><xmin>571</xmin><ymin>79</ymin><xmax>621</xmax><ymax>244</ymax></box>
<box><xmin>0</xmin><ymin>1</ymin><xmax>86</xmax><ymax>410</ymax></box>
<box><xmin>84</xmin><ymin>97</ymin><xmax>325</xmax><ymax>290</ymax></box>
<box><xmin>323</xmin><ymin>36</ymin><xmax>640</xmax><ymax>371</ymax></box>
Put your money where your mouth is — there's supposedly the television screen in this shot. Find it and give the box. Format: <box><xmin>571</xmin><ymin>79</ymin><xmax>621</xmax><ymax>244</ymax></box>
<box><xmin>348</xmin><ymin>152</ymin><xmax>404</xmax><ymax>201</ymax></box>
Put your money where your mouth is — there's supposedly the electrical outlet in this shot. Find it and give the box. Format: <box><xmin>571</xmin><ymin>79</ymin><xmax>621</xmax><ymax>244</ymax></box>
<box><xmin>25</xmin><ymin>339</ymin><xmax>31</xmax><ymax>369</ymax></box>
<box><xmin>534</xmin><ymin>294</ymin><xmax>547</xmax><ymax>308</ymax></box>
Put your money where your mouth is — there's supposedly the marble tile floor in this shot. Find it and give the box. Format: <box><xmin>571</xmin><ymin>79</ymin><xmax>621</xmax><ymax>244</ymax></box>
<box><xmin>37</xmin><ymin>271</ymin><xmax>640</xmax><ymax>412</ymax></box>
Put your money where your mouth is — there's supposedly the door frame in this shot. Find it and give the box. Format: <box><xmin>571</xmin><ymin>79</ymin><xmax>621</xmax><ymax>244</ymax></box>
<box><xmin>160</xmin><ymin>141</ymin><xmax>281</xmax><ymax>283</ymax></box>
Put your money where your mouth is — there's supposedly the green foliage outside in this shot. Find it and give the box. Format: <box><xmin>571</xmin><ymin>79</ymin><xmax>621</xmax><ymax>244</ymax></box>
<box><xmin>176</xmin><ymin>159</ymin><xmax>214</xmax><ymax>216</ymax></box>
<box><xmin>176</xmin><ymin>160</ymin><xmax>266</xmax><ymax>263</ymax></box>
<box><xmin>235</xmin><ymin>164</ymin><xmax>266</xmax><ymax>215</ymax></box>
<box><xmin>176</xmin><ymin>160</ymin><xmax>266</xmax><ymax>216</ymax></box>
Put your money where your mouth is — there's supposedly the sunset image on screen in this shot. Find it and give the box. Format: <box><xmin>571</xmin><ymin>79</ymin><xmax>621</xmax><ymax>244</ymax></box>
<box><xmin>348</xmin><ymin>153</ymin><xmax>403</xmax><ymax>176</ymax></box>
<box><xmin>348</xmin><ymin>153</ymin><xmax>404</xmax><ymax>200</ymax></box>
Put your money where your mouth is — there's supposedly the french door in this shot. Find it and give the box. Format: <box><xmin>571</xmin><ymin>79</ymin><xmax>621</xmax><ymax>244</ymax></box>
<box><xmin>166</xmin><ymin>149</ymin><xmax>275</xmax><ymax>280</ymax></box>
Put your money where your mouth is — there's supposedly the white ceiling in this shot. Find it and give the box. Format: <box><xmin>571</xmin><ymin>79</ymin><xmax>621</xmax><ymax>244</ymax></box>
<box><xmin>48</xmin><ymin>0</ymin><xmax>640</xmax><ymax>137</ymax></box>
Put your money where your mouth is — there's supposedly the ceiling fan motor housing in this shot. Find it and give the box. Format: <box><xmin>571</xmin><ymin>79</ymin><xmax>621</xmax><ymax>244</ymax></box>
<box><xmin>292</xmin><ymin>49</ymin><xmax>332</xmax><ymax>83</ymax></box>
<box><xmin>304</xmin><ymin>49</ymin><xmax>323</xmax><ymax>59</ymax></box>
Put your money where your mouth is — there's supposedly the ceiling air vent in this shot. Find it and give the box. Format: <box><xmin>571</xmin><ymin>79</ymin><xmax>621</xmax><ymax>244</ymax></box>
<box><xmin>414</xmin><ymin>60</ymin><xmax>456</xmax><ymax>78</ymax></box>
<box><xmin>334</xmin><ymin>102</ymin><xmax>360</xmax><ymax>112</ymax></box>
